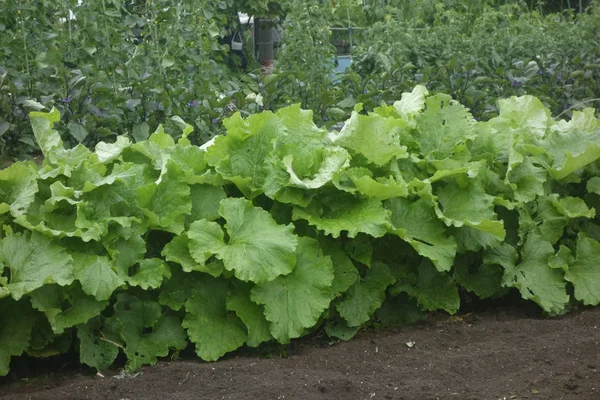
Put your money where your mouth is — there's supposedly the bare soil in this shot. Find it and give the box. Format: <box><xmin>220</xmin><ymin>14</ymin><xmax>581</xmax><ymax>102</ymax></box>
<box><xmin>1</xmin><ymin>306</ymin><xmax>599</xmax><ymax>400</ymax></box>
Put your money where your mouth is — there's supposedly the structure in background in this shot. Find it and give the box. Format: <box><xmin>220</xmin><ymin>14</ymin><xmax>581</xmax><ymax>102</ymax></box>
<box><xmin>237</xmin><ymin>12</ymin><xmax>283</xmax><ymax>70</ymax></box>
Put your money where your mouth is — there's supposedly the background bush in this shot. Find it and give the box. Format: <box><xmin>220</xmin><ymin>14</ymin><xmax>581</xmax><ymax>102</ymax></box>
<box><xmin>1</xmin><ymin>0</ymin><xmax>599</xmax><ymax>163</ymax></box>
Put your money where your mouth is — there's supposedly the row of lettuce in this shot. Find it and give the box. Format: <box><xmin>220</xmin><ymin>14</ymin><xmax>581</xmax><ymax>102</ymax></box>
<box><xmin>1</xmin><ymin>86</ymin><xmax>600</xmax><ymax>375</ymax></box>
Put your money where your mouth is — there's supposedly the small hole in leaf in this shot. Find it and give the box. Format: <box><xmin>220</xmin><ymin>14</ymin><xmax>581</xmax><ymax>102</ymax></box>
<box><xmin>128</xmin><ymin>264</ymin><xmax>140</xmax><ymax>276</ymax></box>
<box><xmin>142</xmin><ymin>327</ymin><xmax>153</xmax><ymax>335</ymax></box>
<box><xmin>1</xmin><ymin>266</ymin><xmax>10</xmax><ymax>282</ymax></box>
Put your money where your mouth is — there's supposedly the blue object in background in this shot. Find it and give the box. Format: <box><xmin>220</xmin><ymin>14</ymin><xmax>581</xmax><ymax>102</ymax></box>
<box><xmin>332</xmin><ymin>55</ymin><xmax>352</xmax><ymax>83</ymax></box>
<box><xmin>334</xmin><ymin>55</ymin><xmax>352</xmax><ymax>73</ymax></box>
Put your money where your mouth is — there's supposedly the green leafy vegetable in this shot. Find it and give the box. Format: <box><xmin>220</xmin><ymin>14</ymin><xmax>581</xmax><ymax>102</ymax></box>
<box><xmin>188</xmin><ymin>198</ymin><xmax>298</xmax><ymax>283</ymax></box>
<box><xmin>0</xmin><ymin>231</ymin><xmax>74</xmax><ymax>300</ymax></box>
<box><xmin>337</xmin><ymin>262</ymin><xmax>396</xmax><ymax>327</ymax></box>
<box><xmin>565</xmin><ymin>235</ymin><xmax>600</xmax><ymax>305</ymax></box>
<box><xmin>2</xmin><ymin>89</ymin><xmax>600</xmax><ymax>376</ymax></box>
<box><xmin>183</xmin><ymin>277</ymin><xmax>247</xmax><ymax>361</ymax></box>
<box><xmin>251</xmin><ymin>237</ymin><xmax>334</xmax><ymax>343</ymax></box>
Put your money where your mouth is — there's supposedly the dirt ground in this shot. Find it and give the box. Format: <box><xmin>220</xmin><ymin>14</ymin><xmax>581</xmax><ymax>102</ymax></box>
<box><xmin>1</xmin><ymin>305</ymin><xmax>599</xmax><ymax>400</ymax></box>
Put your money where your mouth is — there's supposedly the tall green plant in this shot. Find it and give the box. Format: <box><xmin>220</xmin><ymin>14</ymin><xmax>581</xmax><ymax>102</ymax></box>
<box><xmin>267</xmin><ymin>0</ymin><xmax>337</xmax><ymax>115</ymax></box>
<box><xmin>349</xmin><ymin>1</ymin><xmax>600</xmax><ymax>120</ymax></box>
<box><xmin>0</xmin><ymin>0</ymin><xmax>263</xmax><ymax>162</ymax></box>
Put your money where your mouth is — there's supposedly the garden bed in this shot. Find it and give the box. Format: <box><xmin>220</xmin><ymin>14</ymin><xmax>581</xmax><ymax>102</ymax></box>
<box><xmin>2</xmin><ymin>305</ymin><xmax>599</xmax><ymax>400</ymax></box>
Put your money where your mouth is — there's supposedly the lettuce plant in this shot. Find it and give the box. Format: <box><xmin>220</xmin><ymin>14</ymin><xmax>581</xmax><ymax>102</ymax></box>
<box><xmin>1</xmin><ymin>86</ymin><xmax>600</xmax><ymax>375</ymax></box>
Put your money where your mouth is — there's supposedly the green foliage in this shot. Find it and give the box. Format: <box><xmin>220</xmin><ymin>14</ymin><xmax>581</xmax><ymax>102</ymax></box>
<box><xmin>3</xmin><ymin>0</ymin><xmax>599</xmax><ymax>163</ymax></box>
<box><xmin>346</xmin><ymin>2</ymin><xmax>600</xmax><ymax>121</ymax></box>
<box><xmin>0</xmin><ymin>0</ymin><xmax>263</xmax><ymax>160</ymax></box>
<box><xmin>243</xmin><ymin>1</ymin><xmax>600</xmax><ymax>135</ymax></box>
<box><xmin>260</xmin><ymin>0</ymin><xmax>337</xmax><ymax>117</ymax></box>
<box><xmin>2</xmin><ymin>87</ymin><xmax>600</xmax><ymax>376</ymax></box>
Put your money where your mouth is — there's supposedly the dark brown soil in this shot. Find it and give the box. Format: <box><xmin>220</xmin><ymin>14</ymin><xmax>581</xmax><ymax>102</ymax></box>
<box><xmin>1</xmin><ymin>306</ymin><xmax>599</xmax><ymax>400</ymax></box>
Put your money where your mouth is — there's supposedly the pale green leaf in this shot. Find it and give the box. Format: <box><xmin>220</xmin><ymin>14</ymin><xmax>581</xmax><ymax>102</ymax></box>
<box><xmin>0</xmin><ymin>162</ymin><xmax>39</xmax><ymax>217</ymax></box>
<box><xmin>189</xmin><ymin>198</ymin><xmax>298</xmax><ymax>283</ymax></box>
<box><xmin>29</xmin><ymin>284</ymin><xmax>108</xmax><ymax>334</ymax></box>
<box><xmin>328</xmin><ymin>111</ymin><xmax>408</xmax><ymax>166</ymax></box>
<box><xmin>273</xmin><ymin>104</ymin><xmax>330</xmax><ymax>180</ymax></box>
<box><xmin>387</xmin><ymin>197</ymin><xmax>457</xmax><ymax>272</ymax></box>
<box><xmin>187</xmin><ymin>219</ymin><xmax>225</xmax><ymax>265</ymax></box>
<box><xmin>136</xmin><ymin>160</ymin><xmax>191</xmax><ymax>234</ymax></box>
<box><xmin>94</xmin><ymin>136</ymin><xmax>132</xmax><ymax>163</ymax></box>
<box><xmin>548</xmin><ymin>245</ymin><xmax>574</xmax><ymax>271</ymax></box>
<box><xmin>29</xmin><ymin>108</ymin><xmax>63</xmax><ymax>157</ymax></box>
<box><xmin>498</xmin><ymin>234</ymin><xmax>569</xmax><ymax>313</ymax></box>
<box><xmin>0</xmin><ymin>231</ymin><xmax>74</xmax><ymax>300</ymax></box>
<box><xmin>415</xmin><ymin>93</ymin><xmax>476</xmax><ymax>160</ymax></box>
<box><xmin>565</xmin><ymin>234</ymin><xmax>600</xmax><ymax>305</ymax></box>
<box><xmin>393</xmin><ymin>85</ymin><xmax>429</xmax><ymax>123</ymax></box>
<box><xmin>71</xmin><ymin>253</ymin><xmax>123</xmax><ymax>301</ymax></box>
<box><xmin>127</xmin><ymin>258</ymin><xmax>171</xmax><ymax>290</ymax></box>
<box><xmin>542</xmin><ymin>125</ymin><xmax>600</xmax><ymax>179</ymax></box>
<box><xmin>188</xmin><ymin>184</ymin><xmax>227</xmax><ymax>223</ymax></box>
<box><xmin>226</xmin><ymin>282</ymin><xmax>273</xmax><ymax>347</ymax></box>
<box><xmin>132</xmin><ymin>122</ymin><xmax>150</xmax><ymax>142</ymax></box>
<box><xmin>105</xmin><ymin>294</ymin><xmax>187</xmax><ymax>371</ymax></box>
<box><xmin>535</xmin><ymin>196</ymin><xmax>569</xmax><ymax>244</ymax></box>
<box><xmin>205</xmin><ymin>112</ymin><xmax>284</xmax><ymax>198</ymax></box>
<box><xmin>322</xmin><ymin>240</ymin><xmax>359</xmax><ymax>295</ymax></box>
<box><xmin>67</xmin><ymin>122</ymin><xmax>89</xmax><ymax>142</ymax></box>
<box><xmin>183</xmin><ymin>277</ymin><xmax>247</xmax><ymax>361</ymax></box>
<box><xmin>334</xmin><ymin>167</ymin><xmax>408</xmax><ymax>200</ymax></box>
<box><xmin>293</xmin><ymin>193</ymin><xmax>391</xmax><ymax>239</ymax></box>
<box><xmin>435</xmin><ymin>181</ymin><xmax>505</xmax><ymax>239</ymax></box>
<box><xmin>162</xmin><ymin>234</ymin><xmax>223</xmax><ymax>277</ymax></box>
<box><xmin>548</xmin><ymin>194</ymin><xmax>595</xmax><ymax>219</ymax></box>
<box><xmin>497</xmin><ymin>95</ymin><xmax>550</xmax><ymax>137</ymax></box>
<box><xmin>506</xmin><ymin>157</ymin><xmax>547</xmax><ymax>203</ymax></box>
<box><xmin>336</xmin><ymin>262</ymin><xmax>396</xmax><ymax>327</ymax></box>
<box><xmin>105</xmin><ymin>233</ymin><xmax>146</xmax><ymax>277</ymax></box>
<box><xmin>587</xmin><ymin>177</ymin><xmax>600</xmax><ymax>194</ymax></box>
<box><xmin>283</xmin><ymin>147</ymin><xmax>350</xmax><ymax>189</ymax></box>
<box><xmin>251</xmin><ymin>237</ymin><xmax>334</xmax><ymax>343</ymax></box>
